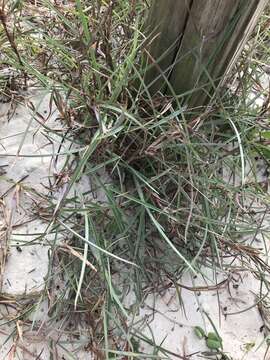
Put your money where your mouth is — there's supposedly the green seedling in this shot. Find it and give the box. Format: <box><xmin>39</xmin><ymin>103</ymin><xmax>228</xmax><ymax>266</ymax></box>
<box><xmin>194</xmin><ymin>327</ymin><xmax>223</xmax><ymax>351</ymax></box>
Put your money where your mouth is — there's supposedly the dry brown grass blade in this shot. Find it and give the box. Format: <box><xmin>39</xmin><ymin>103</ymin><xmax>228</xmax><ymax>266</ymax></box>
<box><xmin>59</xmin><ymin>243</ymin><xmax>97</xmax><ymax>272</ymax></box>
<box><xmin>0</xmin><ymin>199</ymin><xmax>10</xmax><ymax>292</ymax></box>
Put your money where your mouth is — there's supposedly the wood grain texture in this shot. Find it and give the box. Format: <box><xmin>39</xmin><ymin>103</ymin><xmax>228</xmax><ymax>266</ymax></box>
<box><xmin>144</xmin><ymin>0</ymin><xmax>268</xmax><ymax>105</ymax></box>
<box><xmin>143</xmin><ymin>0</ymin><xmax>192</xmax><ymax>94</ymax></box>
<box><xmin>224</xmin><ymin>0</ymin><xmax>269</xmax><ymax>78</ymax></box>
<box><xmin>170</xmin><ymin>0</ymin><xmax>241</xmax><ymax>96</ymax></box>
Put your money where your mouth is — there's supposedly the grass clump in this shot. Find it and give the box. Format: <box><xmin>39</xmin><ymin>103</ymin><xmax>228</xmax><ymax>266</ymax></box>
<box><xmin>0</xmin><ymin>1</ymin><xmax>270</xmax><ymax>358</ymax></box>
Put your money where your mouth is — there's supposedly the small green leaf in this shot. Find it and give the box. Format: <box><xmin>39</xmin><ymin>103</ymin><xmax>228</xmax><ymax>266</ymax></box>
<box><xmin>207</xmin><ymin>332</ymin><xmax>221</xmax><ymax>341</ymax></box>
<box><xmin>194</xmin><ymin>326</ymin><xmax>206</xmax><ymax>339</ymax></box>
<box><xmin>261</xmin><ymin>131</ymin><xmax>270</xmax><ymax>140</ymax></box>
<box><xmin>206</xmin><ymin>332</ymin><xmax>223</xmax><ymax>350</ymax></box>
<box><xmin>206</xmin><ymin>338</ymin><xmax>222</xmax><ymax>350</ymax></box>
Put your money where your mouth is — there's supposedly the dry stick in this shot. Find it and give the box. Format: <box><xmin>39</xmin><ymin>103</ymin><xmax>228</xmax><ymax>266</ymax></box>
<box><xmin>0</xmin><ymin>9</ymin><xmax>27</xmax><ymax>87</ymax></box>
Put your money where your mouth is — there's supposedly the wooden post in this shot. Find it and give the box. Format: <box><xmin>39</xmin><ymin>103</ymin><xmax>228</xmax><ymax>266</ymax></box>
<box><xmin>144</xmin><ymin>0</ymin><xmax>268</xmax><ymax>106</ymax></box>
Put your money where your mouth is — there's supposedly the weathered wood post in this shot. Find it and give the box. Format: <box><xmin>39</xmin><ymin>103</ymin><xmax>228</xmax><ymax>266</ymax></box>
<box><xmin>143</xmin><ymin>0</ymin><xmax>268</xmax><ymax>106</ymax></box>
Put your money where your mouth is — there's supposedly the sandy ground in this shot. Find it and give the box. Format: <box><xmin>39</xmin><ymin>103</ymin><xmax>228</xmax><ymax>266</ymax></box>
<box><xmin>0</xmin><ymin>92</ymin><xmax>269</xmax><ymax>360</ymax></box>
